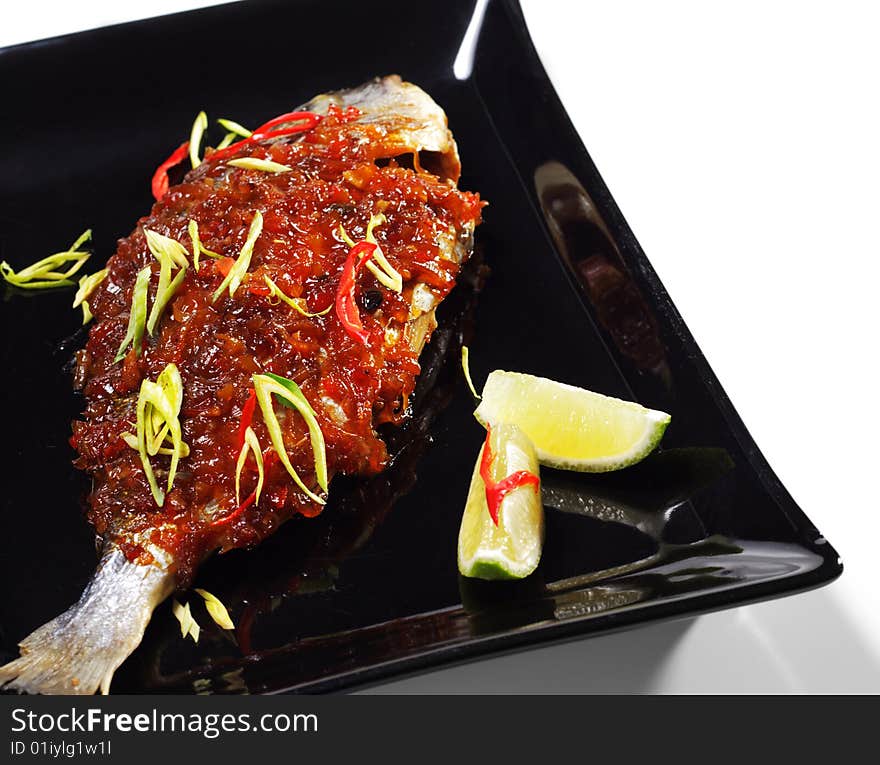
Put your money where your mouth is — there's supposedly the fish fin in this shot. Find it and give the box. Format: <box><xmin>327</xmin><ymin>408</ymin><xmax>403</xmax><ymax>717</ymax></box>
<box><xmin>0</xmin><ymin>542</ymin><xmax>174</xmax><ymax>695</ymax></box>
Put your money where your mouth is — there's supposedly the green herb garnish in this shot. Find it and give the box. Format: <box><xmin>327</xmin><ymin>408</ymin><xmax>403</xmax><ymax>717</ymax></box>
<box><xmin>212</xmin><ymin>211</ymin><xmax>263</xmax><ymax>302</ymax></box>
<box><xmin>227</xmin><ymin>158</ymin><xmax>293</xmax><ymax>174</ymax></box>
<box><xmin>1</xmin><ymin>229</ymin><xmax>92</xmax><ymax>290</ymax></box>
<box><xmin>252</xmin><ymin>372</ymin><xmax>327</xmax><ymax>505</ymax></box>
<box><xmin>114</xmin><ymin>265</ymin><xmax>151</xmax><ymax>362</ymax></box>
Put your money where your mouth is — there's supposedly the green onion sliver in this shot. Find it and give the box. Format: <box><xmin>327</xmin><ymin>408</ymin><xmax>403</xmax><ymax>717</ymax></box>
<box><xmin>189</xmin><ymin>111</ymin><xmax>208</xmax><ymax>169</ymax></box>
<box><xmin>145</xmin><ymin>229</ymin><xmax>189</xmax><ymax>268</ymax></box>
<box><xmin>136</xmin><ymin>379</ymin><xmax>164</xmax><ymax>506</ymax></box>
<box><xmin>194</xmin><ymin>589</ymin><xmax>234</xmax><ymax>630</ymax></box>
<box><xmin>215</xmin><ymin>133</ymin><xmax>236</xmax><ymax>150</ymax></box>
<box><xmin>363</xmin><ymin>212</ymin><xmax>403</xmax><ymax>293</ymax></box>
<box><xmin>154</xmin><ymin>364</ymin><xmax>186</xmax><ymax>490</ymax></box>
<box><xmin>264</xmin><ymin>372</ymin><xmax>327</xmax><ymax>492</ymax></box>
<box><xmin>134</xmin><ymin>363</ymin><xmax>188</xmax><ymax>506</ymax></box>
<box><xmin>337</xmin><ymin>225</ymin><xmax>356</xmax><ymax>248</ymax></box>
<box><xmin>1</xmin><ymin>229</ymin><xmax>93</xmax><ymax>289</ymax></box>
<box><xmin>114</xmin><ymin>266</ymin><xmax>151</xmax><ymax>362</ymax></box>
<box><xmin>227</xmin><ymin>158</ymin><xmax>293</xmax><ymax>174</ymax></box>
<box><xmin>2</xmin><ymin>253</ymin><xmax>88</xmax><ymax>284</ymax></box>
<box><xmin>67</xmin><ymin>229</ymin><xmax>93</xmax><ymax>253</ymax></box>
<box><xmin>172</xmin><ymin>600</ymin><xmax>200</xmax><ymax>643</ymax></box>
<box><xmin>149</xmin><ymin>362</ymin><xmax>185</xmax><ymax>458</ymax></box>
<box><xmin>262</xmin><ymin>275</ymin><xmax>330</xmax><ymax>317</ymax></box>
<box><xmin>252</xmin><ymin>372</ymin><xmax>327</xmax><ymax>504</ymax></box>
<box><xmin>461</xmin><ymin>345</ymin><xmax>482</xmax><ymax>400</ymax></box>
<box><xmin>234</xmin><ymin>426</ymin><xmax>264</xmax><ymax>507</ymax></box>
<box><xmin>187</xmin><ymin>220</ymin><xmax>220</xmax><ymax>273</ymax></box>
<box><xmin>217</xmin><ymin>118</ymin><xmax>252</xmax><ymax>138</ymax></box>
<box><xmin>212</xmin><ymin>211</ymin><xmax>263</xmax><ymax>302</ymax></box>
<box><xmin>149</xmin><ymin>267</ymin><xmax>187</xmax><ymax>336</ymax></box>
<box><xmin>121</xmin><ymin>431</ymin><xmax>190</xmax><ymax>457</ymax></box>
<box><xmin>72</xmin><ymin>268</ymin><xmax>108</xmax><ymax>324</ymax></box>
<box><xmin>0</xmin><ymin>273</ymin><xmax>75</xmax><ymax>289</ymax></box>
<box><xmin>338</xmin><ymin>212</ymin><xmax>402</xmax><ymax>293</ymax></box>
<box><xmin>73</xmin><ymin>268</ymin><xmax>107</xmax><ymax>307</ymax></box>
<box><xmin>144</xmin><ymin>229</ymin><xmax>189</xmax><ymax>335</ymax></box>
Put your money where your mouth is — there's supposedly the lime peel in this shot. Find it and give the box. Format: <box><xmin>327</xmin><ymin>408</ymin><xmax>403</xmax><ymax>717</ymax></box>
<box><xmin>473</xmin><ymin>370</ymin><xmax>670</xmax><ymax>473</ymax></box>
<box><xmin>457</xmin><ymin>422</ymin><xmax>543</xmax><ymax>581</ymax></box>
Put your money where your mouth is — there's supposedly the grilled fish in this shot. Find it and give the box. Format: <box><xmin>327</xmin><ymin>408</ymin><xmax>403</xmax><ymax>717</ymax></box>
<box><xmin>0</xmin><ymin>75</ymin><xmax>483</xmax><ymax>694</ymax></box>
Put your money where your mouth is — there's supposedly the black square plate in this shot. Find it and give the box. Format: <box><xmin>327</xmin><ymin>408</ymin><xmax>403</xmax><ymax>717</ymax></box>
<box><xmin>0</xmin><ymin>0</ymin><xmax>841</xmax><ymax>693</ymax></box>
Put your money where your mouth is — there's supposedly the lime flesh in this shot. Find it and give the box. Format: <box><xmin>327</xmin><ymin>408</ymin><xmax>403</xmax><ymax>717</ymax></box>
<box><xmin>457</xmin><ymin>422</ymin><xmax>543</xmax><ymax>580</ymax></box>
<box><xmin>473</xmin><ymin>370</ymin><xmax>671</xmax><ymax>472</ymax></box>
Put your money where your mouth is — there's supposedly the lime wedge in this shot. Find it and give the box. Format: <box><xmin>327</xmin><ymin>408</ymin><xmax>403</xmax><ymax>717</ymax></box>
<box><xmin>473</xmin><ymin>370</ymin><xmax>670</xmax><ymax>472</ymax></box>
<box><xmin>457</xmin><ymin>422</ymin><xmax>544</xmax><ymax>580</ymax></box>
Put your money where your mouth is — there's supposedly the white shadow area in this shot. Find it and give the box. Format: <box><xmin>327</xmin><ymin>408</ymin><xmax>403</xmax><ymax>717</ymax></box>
<box><xmin>359</xmin><ymin>618</ymin><xmax>693</xmax><ymax>694</ymax></box>
<box><xmin>360</xmin><ymin>582</ymin><xmax>880</xmax><ymax>693</ymax></box>
<box><xmin>656</xmin><ymin>573</ymin><xmax>880</xmax><ymax>694</ymax></box>
<box><xmin>649</xmin><ymin>585</ymin><xmax>880</xmax><ymax>694</ymax></box>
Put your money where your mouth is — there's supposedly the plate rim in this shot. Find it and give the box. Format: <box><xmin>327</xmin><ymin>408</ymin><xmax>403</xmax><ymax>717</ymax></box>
<box><xmin>0</xmin><ymin>0</ymin><xmax>843</xmax><ymax>694</ymax></box>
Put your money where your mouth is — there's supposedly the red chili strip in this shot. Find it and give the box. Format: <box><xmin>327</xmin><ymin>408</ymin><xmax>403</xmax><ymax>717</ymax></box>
<box><xmin>237</xmin><ymin>388</ymin><xmax>257</xmax><ymax>451</ymax></box>
<box><xmin>208</xmin><ymin>111</ymin><xmax>321</xmax><ymax>163</ymax></box>
<box><xmin>210</xmin><ymin>490</ymin><xmax>256</xmax><ymax>528</ymax></box>
<box><xmin>335</xmin><ymin>240</ymin><xmax>377</xmax><ymax>345</ymax></box>
<box><xmin>151</xmin><ymin>111</ymin><xmax>321</xmax><ymax>200</ymax></box>
<box><xmin>479</xmin><ymin>425</ymin><xmax>540</xmax><ymax>526</ymax></box>
<box><xmin>151</xmin><ymin>141</ymin><xmax>189</xmax><ymax>200</ymax></box>
<box><xmin>214</xmin><ymin>415</ymin><xmax>277</xmax><ymax>529</ymax></box>
<box><xmin>252</xmin><ymin>110</ymin><xmax>321</xmax><ymax>136</ymax></box>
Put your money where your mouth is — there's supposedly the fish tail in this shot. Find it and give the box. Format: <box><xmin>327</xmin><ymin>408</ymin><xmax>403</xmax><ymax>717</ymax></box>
<box><xmin>0</xmin><ymin>541</ymin><xmax>174</xmax><ymax>695</ymax></box>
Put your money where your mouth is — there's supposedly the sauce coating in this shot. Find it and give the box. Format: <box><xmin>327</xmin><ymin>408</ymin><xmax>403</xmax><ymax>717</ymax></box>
<box><xmin>70</xmin><ymin>105</ymin><xmax>483</xmax><ymax>581</ymax></box>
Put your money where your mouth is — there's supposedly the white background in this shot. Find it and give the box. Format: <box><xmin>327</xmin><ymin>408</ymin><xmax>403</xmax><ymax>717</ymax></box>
<box><xmin>3</xmin><ymin>1</ymin><xmax>878</xmax><ymax>692</ymax></box>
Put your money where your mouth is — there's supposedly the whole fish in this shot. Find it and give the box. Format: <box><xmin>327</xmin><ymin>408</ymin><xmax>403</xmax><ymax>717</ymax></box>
<box><xmin>0</xmin><ymin>75</ymin><xmax>483</xmax><ymax>694</ymax></box>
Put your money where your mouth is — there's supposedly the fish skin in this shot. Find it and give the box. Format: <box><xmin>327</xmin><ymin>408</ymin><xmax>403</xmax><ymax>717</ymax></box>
<box><xmin>302</xmin><ymin>75</ymin><xmax>462</xmax><ymax>182</ymax></box>
<box><xmin>0</xmin><ymin>76</ymin><xmax>474</xmax><ymax>695</ymax></box>
<box><xmin>0</xmin><ymin>538</ymin><xmax>174</xmax><ymax>695</ymax></box>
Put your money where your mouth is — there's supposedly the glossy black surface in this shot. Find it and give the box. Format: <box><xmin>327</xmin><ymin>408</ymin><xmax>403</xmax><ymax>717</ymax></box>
<box><xmin>0</xmin><ymin>0</ymin><xmax>841</xmax><ymax>693</ymax></box>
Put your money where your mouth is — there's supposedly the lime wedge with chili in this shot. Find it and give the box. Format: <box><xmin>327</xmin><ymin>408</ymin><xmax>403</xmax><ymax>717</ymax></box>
<box><xmin>473</xmin><ymin>370</ymin><xmax>671</xmax><ymax>473</ymax></box>
<box><xmin>457</xmin><ymin>422</ymin><xmax>544</xmax><ymax>580</ymax></box>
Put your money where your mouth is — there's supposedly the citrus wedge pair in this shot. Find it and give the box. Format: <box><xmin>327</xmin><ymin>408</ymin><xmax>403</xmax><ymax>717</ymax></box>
<box><xmin>475</xmin><ymin>371</ymin><xmax>671</xmax><ymax>473</ymax></box>
<box><xmin>458</xmin><ymin>369</ymin><xmax>671</xmax><ymax>580</ymax></box>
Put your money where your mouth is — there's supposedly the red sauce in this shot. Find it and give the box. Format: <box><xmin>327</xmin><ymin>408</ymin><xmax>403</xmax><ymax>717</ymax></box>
<box><xmin>72</xmin><ymin>105</ymin><xmax>483</xmax><ymax>582</ymax></box>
